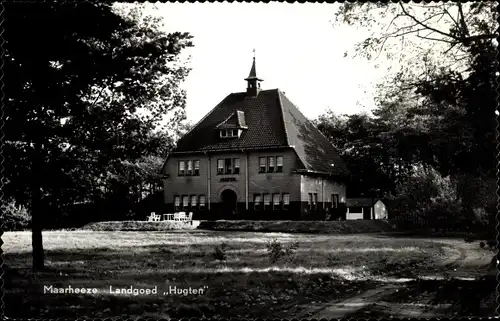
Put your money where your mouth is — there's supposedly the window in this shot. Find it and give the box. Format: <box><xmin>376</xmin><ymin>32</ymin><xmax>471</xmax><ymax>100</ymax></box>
<box><xmin>217</xmin><ymin>158</ymin><xmax>240</xmax><ymax>175</ymax></box>
<box><xmin>199</xmin><ymin>195</ymin><xmax>206</xmax><ymax>210</ymax></box>
<box><xmin>332</xmin><ymin>194</ymin><xmax>339</xmax><ymax>208</ymax></box>
<box><xmin>217</xmin><ymin>159</ymin><xmax>224</xmax><ymax>174</ymax></box>
<box><xmin>190</xmin><ymin>195</ymin><xmax>197</xmax><ymax>208</ymax></box>
<box><xmin>313</xmin><ymin>193</ymin><xmax>318</xmax><ymax>210</ymax></box>
<box><xmin>276</xmin><ymin>156</ymin><xmax>283</xmax><ymax>172</ymax></box>
<box><xmin>254</xmin><ymin>194</ymin><xmax>262</xmax><ymax>211</ymax></box>
<box><xmin>178</xmin><ymin>161</ymin><xmax>185</xmax><ymax>176</ymax></box>
<box><xmin>174</xmin><ymin>196</ymin><xmax>181</xmax><ymax>211</ymax></box>
<box><xmin>233</xmin><ymin>158</ymin><xmax>240</xmax><ymax>174</ymax></box>
<box><xmin>182</xmin><ymin>195</ymin><xmax>189</xmax><ymax>209</ymax></box>
<box><xmin>268</xmin><ymin>156</ymin><xmax>275</xmax><ymax>172</ymax></box>
<box><xmin>194</xmin><ymin>160</ymin><xmax>200</xmax><ymax>176</ymax></box>
<box><xmin>308</xmin><ymin>193</ymin><xmax>313</xmax><ymax>210</ymax></box>
<box><xmin>225</xmin><ymin>158</ymin><xmax>232</xmax><ymax>174</ymax></box>
<box><xmin>187</xmin><ymin>160</ymin><xmax>193</xmax><ymax>175</ymax></box>
<box><xmin>272</xmin><ymin>193</ymin><xmax>281</xmax><ymax>210</ymax></box>
<box><xmin>263</xmin><ymin>194</ymin><xmax>271</xmax><ymax>210</ymax></box>
<box><xmin>259</xmin><ymin>157</ymin><xmax>266</xmax><ymax>173</ymax></box>
<box><xmin>282</xmin><ymin>193</ymin><xmax>290</xmax><ymax>210</ymax></box>
<box><xmin>221</xmin><ymin>129</ymin><xmax>239</xmax><ymax>138</ymax></box>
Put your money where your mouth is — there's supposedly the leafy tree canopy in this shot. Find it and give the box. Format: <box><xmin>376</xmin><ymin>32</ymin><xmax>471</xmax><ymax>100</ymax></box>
<box><xmin>4</xmin><ymin>2</ymin><xmax>193</xmax><ymax>269</ymax></box>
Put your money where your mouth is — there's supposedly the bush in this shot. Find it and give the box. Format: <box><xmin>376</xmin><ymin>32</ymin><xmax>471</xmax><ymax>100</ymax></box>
<box><xmin>212</xmin><ymin>242</ymin><xmax>228</xmax><ymax>261</ymax></box>
<box><xmin>266</xmin><ymin>238</ymin><xmax>299</xmax><ymax>264</ymax></box>
<box><xmin>1</xmin><ymin>200</ymin><xmax>30</xmax><ymax>231</ymax></box>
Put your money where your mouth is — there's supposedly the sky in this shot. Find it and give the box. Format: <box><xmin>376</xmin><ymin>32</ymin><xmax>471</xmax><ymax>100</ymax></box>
<box><xmin>141</xmin><ymin>2</ymin><xmax>388</xmax><ymax>124</ymax></box>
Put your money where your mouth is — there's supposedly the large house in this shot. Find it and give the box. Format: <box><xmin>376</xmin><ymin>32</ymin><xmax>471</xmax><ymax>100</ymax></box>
<box><xmin>162</xmin><ymin>57</ymin><xmax>350</xmax><ymax>220</ymax></box>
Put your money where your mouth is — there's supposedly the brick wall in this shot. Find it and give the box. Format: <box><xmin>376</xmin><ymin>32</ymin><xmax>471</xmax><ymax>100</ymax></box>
<box><xmin>163</xmin><ymin>148</ymin><xmax>302</xmax><ymax>212</ymax></box>
<box><xmin>300</xmin><ymin>175</ymin><xmax>347</xmax><ymax>219</ymax></box>
<box><xmin>162</xmin><ymin>149</ymin><xmax>347</xmax><ymax>221</ymax></box>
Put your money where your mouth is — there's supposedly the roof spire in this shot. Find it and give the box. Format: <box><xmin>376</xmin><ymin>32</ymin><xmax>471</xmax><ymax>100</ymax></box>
<box><xmin>245</xmin><ymin>49</ymin><xmax>263</xmax><ymax>96</ymax></box>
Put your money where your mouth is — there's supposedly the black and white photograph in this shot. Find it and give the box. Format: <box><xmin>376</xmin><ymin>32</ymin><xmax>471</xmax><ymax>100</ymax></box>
<box><xmin>2</xmin><ymin>1</ymin><xmax>498</xmax><ymax>319</ymax></box>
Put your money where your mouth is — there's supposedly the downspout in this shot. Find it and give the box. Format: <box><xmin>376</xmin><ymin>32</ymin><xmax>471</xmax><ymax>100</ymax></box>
<box><xmin>245</xmin><ymin>151</ymin><xmax>249</xmax><ymax>210</ymax></box>
<box><xmin>321</xmin><ymin>178</ymin><xmax>324</xmax><ymax>210</ymax></box>
<box><xmin>207</xmin><ymin>152</ymin><xmax>211</xmax><ymax>211</ymax></box>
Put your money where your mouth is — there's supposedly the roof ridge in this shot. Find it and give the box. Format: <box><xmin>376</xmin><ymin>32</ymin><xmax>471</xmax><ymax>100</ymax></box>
<box><xmin>280</xmin><ymin>90</ymin><xmax>343</xmax><ymax>162</ymax></box>
<box><xmin>176</xmin><ymin>93</ymin><xmax>233</xmax><ymax>144</ymax></box>
<box><xmin>276</xmin><ymin>89</ymin><xmax>290</xmax><ymax>146</ymax></box>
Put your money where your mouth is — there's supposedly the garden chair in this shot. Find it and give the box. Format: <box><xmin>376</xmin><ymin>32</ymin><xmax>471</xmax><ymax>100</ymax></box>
<box><xmin>147</xmin><ymin>213</ymin><xmax>156</xmax><ymax>222</ymax></box>
<box><xmin>173</xmin><ymin>213</ymin><xmax>180</xmax><ymax>221</ymax></box>
<box><xmin>178</xmin><ymin>212</ymin><xmax>186</xmax><ymax>221</ymax></box>
<box><xmin>154</xmin><ymin>214</ymin><xmax>161</xmax><ymax>221</ymax></box>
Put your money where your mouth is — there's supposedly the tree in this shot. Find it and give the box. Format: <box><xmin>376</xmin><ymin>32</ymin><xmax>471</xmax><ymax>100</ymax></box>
<box><xmin>4</xmin><ymin>2</ymin><xmax>193</xmax><ymax>270</ymax></box>
<box><xmin>333</xmin><ymin>2</ymin><xmax>497</xmax><ymax>227</ymax></box>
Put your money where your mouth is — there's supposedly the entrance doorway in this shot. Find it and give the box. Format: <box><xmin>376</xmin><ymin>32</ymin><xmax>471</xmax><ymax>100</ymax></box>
<box><xmin>220</xmin><ymin>189</ymin><xmax>238</xmax><ymax>217</ymax></box>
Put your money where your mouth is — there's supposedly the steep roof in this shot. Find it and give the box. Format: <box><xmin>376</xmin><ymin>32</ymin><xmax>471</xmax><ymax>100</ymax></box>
<box><xmin>172</xmin><ymin>89</ymin><xmax>349</xmax><ymax>177</ymax></box>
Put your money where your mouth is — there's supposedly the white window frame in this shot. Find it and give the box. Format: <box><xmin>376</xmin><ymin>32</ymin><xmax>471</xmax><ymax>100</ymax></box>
<box><xmin>194</xmin><ymin>160</ymin><xmax>200</xmax><ymax>176</ymax></box>
<box><xmin>259</xmin><ymin>157</ymin><xmax>266</xmax><ymax>173</ymax></box>
<box><xmin>199</xmin><ymin>195</ymin><xmax>206</xmax><ymax>209</ymax></box>
<box><xmin>282</xmin><ymin>193</ymin><xmax>290</xmax><ymax>210</ymax></box>
<box><xmin>178</xmin><ymin>161</ymin><xmax>185</xmax><ymax>176</ymax></box>
<box><xmin>254</xmin><ymin>194</ymin><xmax>262</xmax><ymax>210</ymax></box>
<box><xmin>174</xmin><ymin>196</ymin><xmax>181</xmax><ymax>210</ymax></box>
<box><xmin>217</xmin><ymin>159</ymin><xmax>224</xmax><ymax>174</ymax></box>
<box><xmin>276</xmin><ymin>156</ymin><xmax>283</xmax><ymax>172</ymax></box>
<box><xmin>233</xmin><ymin>158</ymin><xmax>240</xmax><ymax>174</ymax></box>
<box><xmin>272</xmin><ymin>193</ymin><xmax>281</xmax><ymax>210</ymax></box>
<box><xmin>263</xmin><ymin>193</ymin><xmax>271</xmax><ymax>210</ymax></box>
<box><xmin>268</xmin><ymin>156</ymin><xmax>275</xmax><ymax>172</ymax></box>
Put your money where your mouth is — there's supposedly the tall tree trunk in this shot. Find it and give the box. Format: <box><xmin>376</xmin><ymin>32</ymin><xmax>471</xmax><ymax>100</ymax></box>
<box><xmin>31</xmin><ymin>142</ymin><xmax>44</xmax><ymax>271</ymax></box>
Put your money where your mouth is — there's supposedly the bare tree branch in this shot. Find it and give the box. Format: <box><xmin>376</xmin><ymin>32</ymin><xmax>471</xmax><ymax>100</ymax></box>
<box><xmin>443</xmin><ymin>7</ymin><xmax>460</xmax><ymax>30</ymax></box>
<box><xmin>457</xmin><ymin>1</ymin><xmax>470</xmax><ymax>38</ymax></box>
<box><xmin>399</xmin><ymin>3</ymin><xmax>460</xmax><ymax>41</ymax></box>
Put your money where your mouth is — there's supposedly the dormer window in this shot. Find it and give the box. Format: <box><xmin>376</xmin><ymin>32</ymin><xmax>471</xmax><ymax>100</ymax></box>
<box><xmin>217</xmin><ymin>110</ymin><xmax>247</xmax><ymax>139</ymax></box>
<box><xmin>220</xmin><ymin>129</ymin><xmax>240</xmax><ymax>138</ymax></box>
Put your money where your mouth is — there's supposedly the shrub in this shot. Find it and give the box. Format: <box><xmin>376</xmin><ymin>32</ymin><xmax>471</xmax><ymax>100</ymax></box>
<box><xmin>266</xmin><ymin>238</ymin><xmax>284</xmax><ymax>263</ymax></box>
<box><xmin>266</xmin><ymin>238</ymin><xmax>299</xmax><ymax>264</ymax></box>
<box><xmin>212</xmin><ymin>242</ymin><xmax>228</xmax><ymax>261</ymax></box>
<box><xmin>326</xmin><ymin>253</ymin><xmax>341</xmax><ymax>266</ymax></box>
<box><xmin>1</xmin><ymin>199</ymin><xmax>30</xmax><ymax>231</ymax></box>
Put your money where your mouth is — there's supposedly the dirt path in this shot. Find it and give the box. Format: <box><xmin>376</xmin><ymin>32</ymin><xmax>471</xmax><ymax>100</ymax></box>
<box><xmin>300</xmin><ymin>237</ymin><xmax>495</xmax><ymax>318</ymax></box>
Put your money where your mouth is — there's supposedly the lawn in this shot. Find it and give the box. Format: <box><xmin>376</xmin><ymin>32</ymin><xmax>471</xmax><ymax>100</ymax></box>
<box><xmin>2</xmin><ymin>230</ymin><xmax>490</xmax><ymax>318</ymax></box>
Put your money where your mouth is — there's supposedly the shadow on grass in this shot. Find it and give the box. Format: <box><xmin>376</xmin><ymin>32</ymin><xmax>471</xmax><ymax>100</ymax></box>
<box><xmin>4</xmin><ymin>244</ymin><xmax>379</xmax><ymax>319</ymax></box>
<box><xmin>386</xmin><ymin>275</ymin><xmax>497</xmax><ymax>317</ymax></box>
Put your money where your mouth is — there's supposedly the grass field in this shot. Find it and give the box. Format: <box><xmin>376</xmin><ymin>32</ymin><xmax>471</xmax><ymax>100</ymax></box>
<box><xmin>3</xmin><ymin>230</ymin><xmax>495</xmax><ymax>318</ymax></box>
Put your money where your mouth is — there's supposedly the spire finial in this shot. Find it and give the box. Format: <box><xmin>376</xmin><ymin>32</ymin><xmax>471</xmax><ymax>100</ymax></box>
<box><xmin>253</xmin><ymin>48</ymin><xmax>256</xmax><ymax>60</ymax></box>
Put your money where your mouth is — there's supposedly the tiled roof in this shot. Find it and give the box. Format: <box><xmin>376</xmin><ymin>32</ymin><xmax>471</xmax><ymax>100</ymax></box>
<box><xmin>278</xmin><ymin>91</ymin><xmax>350</xmax><ymax>177</ymax></box>
<box><xmin>172</xmin><ymin>89</ymin><xmax>349</xmax><ymax>177</ymax></box>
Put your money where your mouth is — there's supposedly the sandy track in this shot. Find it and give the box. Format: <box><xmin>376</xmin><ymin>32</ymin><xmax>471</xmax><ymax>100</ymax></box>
<box><xmin>302</xmin><ymin>237</ymin><xmax>495</xmax><ymax>318</ymax></box>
